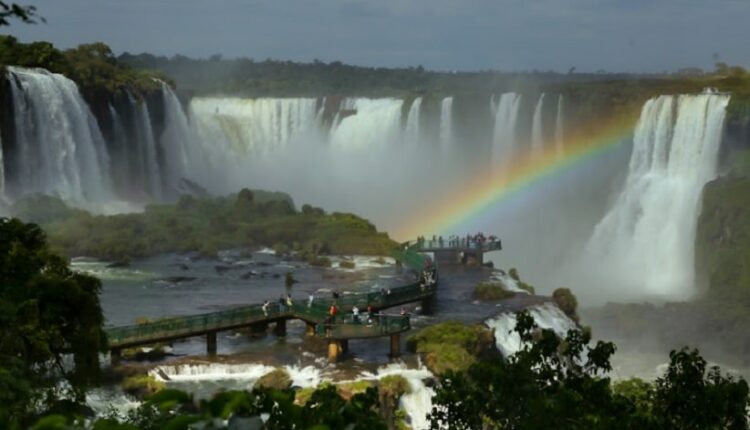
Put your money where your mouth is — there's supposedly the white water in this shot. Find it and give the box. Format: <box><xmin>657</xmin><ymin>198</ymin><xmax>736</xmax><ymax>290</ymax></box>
<box><xmin>404</xmin><ymin>97</ymin><xmax>423</xmax><ymax>144</ymax></box>
<box><xmin>485</xmin><ymin>302</ymin><xmax>578</xmax><ymax>357</ymax></box>
<box><xmin>359</xmin><ymin>362</ymin><xmax>435</xmax><ymax>430</ymax></box>
<box><xmin>6</xmin><ymin>67</ymin><xmax>114</xmax><ymax>204</ymax></box>
<box><xmin>330</xmin><ymin>98</ymin><xmax>404</xmax><ymax>150</ymax></box>
<box><xmin>583</xmin><ymin>92</ymin><xmax>730</xmax><ymax>301</ymax></box>
<box><xmin>439</xmin><ymin>97</ymin><xmax>453</xmax><ymax>150</ymax></box>
<box><xmin>159</xmin><ymin>81</ymin><xmax>195</xmax><ymax>196</ymax></box>
<box><xmin>491</xmin><ymin>93</ymin><xmax>522</xmax><ymax>178</ymax></box>
<box><xmin>489</xmin><ymin>270</ymin><xmax>529</xmax><ymax>294</ymax></box>
<box><xmin>555</xmin><ymin>94</ymin><xmax>564</xmax><ymax>157</ymax></box>
<box><xmin>531</xmin><ymin>93</ymin><xmax>545</xmax><ymax>158</ymax></box>
<box><xmin>131</xmin><ymin>93</ymin><xmax>163</xmax><ymax>200</ymax></box>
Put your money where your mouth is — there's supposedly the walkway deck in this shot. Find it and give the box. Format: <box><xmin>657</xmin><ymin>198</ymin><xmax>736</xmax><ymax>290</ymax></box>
<box><xmin>105</xmin><ymin>246</ymin><xmax>436</xmax><ymax>356</ymax></box>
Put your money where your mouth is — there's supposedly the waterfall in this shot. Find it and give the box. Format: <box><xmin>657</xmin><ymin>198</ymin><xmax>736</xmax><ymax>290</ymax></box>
<box><xmin>191</xmin><ymin>97</ymin><xmax>319</xmax><ymax>154</ymax></box>
<box><xmin>531</xmin><ymin>93</ymin><xmax>545</xmax><ymax>158</ymax></box>
<box><xmin>330</xmin><ymin>98</ymin><xmax>404</xmax><ymax>150</ymax></box>
<box><xmin>359</xmin><ymin>362</ymin><xmax>435</xmax><ymax>430</ymax></box>
<box><xmin>439</xmin><ymin>97</ymin><xmax>453</xmax><ymax>149</ymax></box>
<box><xmin>130</xmin><ymin>93</ymin><xmax>163</xmax><ymax>200</ymax></box>
<box><xmin>584</xmin><ymin>92</ymin><xmax>730</xmax><ymax>300</ymax></box>
<box><xmin>5</xmin><ymin>67</ymin><xmax>114</xmax><ymax>204</ymax></box>
<box><xmin>485</xmin><ymin>303</ymin><xmax>577</xmax><ymax>357</ymax></box>
<box><xmin>555</xmin><ymin>95</ymin><xmax>564</xmax><ymax>157</ymax></box>
<box><xmin>159</xmin><ymin>81</ymin><xmax>202</xmax><ymax>196</ymax></box>
<box><xmin>491</xmin><ymin>93</ymin><xmax>522</xmax><ymax>177</ymax></box>
<box><xmin>404</xmin><ymin>97</ymin><xmax>423</xmax><ymax>143</ymax></box>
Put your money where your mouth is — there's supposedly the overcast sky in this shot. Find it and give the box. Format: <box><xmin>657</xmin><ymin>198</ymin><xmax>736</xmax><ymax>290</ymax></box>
<box><xmin>6</xmin><ymin>0</ymin><xmax>750</xmax><ymax>73</ymax></box>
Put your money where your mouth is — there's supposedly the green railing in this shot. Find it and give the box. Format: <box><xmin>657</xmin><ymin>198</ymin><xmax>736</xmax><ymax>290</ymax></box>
<box><xmin>106</xmin><ymin>246</ymin><xmax>434</xmax><ymax>347</ymax></box>
<box><xmin>315</xmin><ymin>314</ymin><xmax>411</xmax><ymax>339</ymax></box>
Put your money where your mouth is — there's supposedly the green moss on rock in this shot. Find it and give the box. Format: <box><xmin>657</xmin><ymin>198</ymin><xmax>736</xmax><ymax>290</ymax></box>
<box><xmin>406</xmin><ymin>321</ymin><xmax>494</xmax><ymax>375</ymax></box>
<box><xmin>474</xmin><ymin>281</ymin><xmax>516</xmax><ymax>301</ymax></box>
<box><xmin>256</xmin><ymin>369</ymin><xmax>291</xmax><ymax>390</ymax></box>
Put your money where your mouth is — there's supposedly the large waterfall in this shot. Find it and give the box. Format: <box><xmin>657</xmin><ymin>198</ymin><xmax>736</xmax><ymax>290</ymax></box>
<box><xmin>4</xmin><ymin>67</ymin><xmax>114</xmax><ymax>205</ymax></box>
<box><xmin>404</xmin><ymin>97</ymin><xmax>423</xmax><ymax>144</ymax></box>
<box><xmin>439</xmin><ymin>96</ymin><xmax>453</xmax><ymax>149</ymax></box>
<box><xmin>491</xmin><ymin>93</ymin><xmax>522</xmax><ymax>177</ymax></box>
<box><xmin>531</xmin><ymin>93</ymin><xmax>545</xmax><ymax>158</ymax></box>
<box><xmin>583</xmin><ymin>92</ymin><xmax>730</xmax><ymax>300</ymax></box>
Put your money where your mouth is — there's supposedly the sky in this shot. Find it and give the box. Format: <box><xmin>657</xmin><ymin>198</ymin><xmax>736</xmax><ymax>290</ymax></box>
<box><xmin>5</xmin><ymin>0</ymin><xmax>750</xmax><ymax>73</ymax></box>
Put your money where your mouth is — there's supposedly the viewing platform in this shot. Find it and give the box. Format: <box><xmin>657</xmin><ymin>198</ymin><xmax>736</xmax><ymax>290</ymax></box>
<box><xmin>105</xmin><ymin>246</ymin><xmax>436</xmax><ymax>363</ymax></box>
<box><xmin>411</xmin><ymin>237</ymin><xmax>502</xmax><ymax>266</ymax></box>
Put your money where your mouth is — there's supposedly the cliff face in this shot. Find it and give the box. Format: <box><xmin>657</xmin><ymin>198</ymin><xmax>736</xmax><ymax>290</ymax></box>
<box><xmin>696</xmin><ymin>163</ymin><xmax>750</xmax><ymax>299</ymax></box>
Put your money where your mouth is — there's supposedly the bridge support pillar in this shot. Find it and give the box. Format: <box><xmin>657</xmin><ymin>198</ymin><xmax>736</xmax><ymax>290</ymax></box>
<box><xmin>390</xmin><ymin>333</ymin><xmax>401</xmax><ymax>358</ymax></box>
<box><xmin>306</xmin><ymin>322</ymin><xmax>315</xmax><ymax>337</ymax></box>
<box><xmin>207</xmin><ymin>331</ymin><xmax>218</xmax><ymax>356</ymax></box>
<box><xmin>250</xmin><ymin>323</ymin><xmax>268</xmax><ymax>337</ymax></box>
<box><xmin>110</xmin><ymin>348</ymin><xmax>121</xmax><ymax>366</ymax></box>
<box><xmin>274</xmin><ymin>319</ymin><xmax>287</xmax><ymax>337</ymax></box>
<box><xmin>421</xmin><ymin>296</ymin><xmax>435</xmax><ymax>315</ymax></box>
<box><xmin>328</xmin><ymin>339</ymin><xmax>342</xmax><ymax>362</ymax></box>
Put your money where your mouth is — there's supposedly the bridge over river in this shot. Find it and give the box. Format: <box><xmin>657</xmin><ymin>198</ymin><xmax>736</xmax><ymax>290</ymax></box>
<box><xmin>106</xmin><ymin>245</ymin><xmax>437</xmax><ymax>362</ymax></box>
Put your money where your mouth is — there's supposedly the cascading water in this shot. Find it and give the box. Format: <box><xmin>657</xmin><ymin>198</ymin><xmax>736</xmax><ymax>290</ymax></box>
<box><xmin>555</xmin><ymin>94</ymin><xmax>565</xmax><ymax>156</ymax></box>
<box><xmin>404</xmin><ymin>97</ymin><xmax>423</xmax><ymax>143</ymax></box>
<box><xmin>485</xmin><ymin>303</ymin><xmax>578</xmax><ymax>357</ymax></box>
<box><xmin>191</xmin><ymin>97</ymin><xmax>320</xmax><ymax>154</ymax></box>
<box><xmin>491</xmin><ymin>93</ymin><xmax>522</xmax><ymax>177</ymax></box>
<box><xmin>359</xmin><ymin>362</ymin><xmax>435</xmax><ymax>430</ymax></box>
<box><xmin>131</xmin><ymin>94</ymin><xmax>163</xmax><ymax>200</ymax></box>
<box><xmin>531</xmin><ymin>93</ymin><xmax>545</xmax><ymax>158</ymax></box>
<box><xmin>5</xmin><ymin>66</ymin><xmax>114</xmax><ymax>204</ymax></box>
<box><xmin>583</xmin><ymin>92</ymin><xmax>730</xmax><ymax>300</ymax></box>
<box><xmin>330</xmin><ymin>98</ymin><xmax>404</xmax><ymax>150</ymax></box>
<box><xmin>159</xmin><ymin>81</ymin><xmax>204</xmax><ymax>196</ymax></box>
<box><xmin>439</xmin><ymin>97</ymin><xmax>453</xmax><ymax>149</ymax></box>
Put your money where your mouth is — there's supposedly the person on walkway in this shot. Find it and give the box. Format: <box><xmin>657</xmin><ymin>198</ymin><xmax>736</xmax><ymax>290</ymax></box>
<box><xmin>308</xmin><ymin>293</ymin><xmax>314</xmax><ymax>307</ymax></box>
<box><xmin>329</xmin><ymin>303</ymin><xmax>338</xmax><ymax>322</ymax></box>
<box><xmin>286</xmin><ymin>294</ymin><xmax>293</xmax><ymax>308</ymax></box>
<box><xmin>352</xmin><ymin>305</ymin><xmax>360</xmax><ymax>324</ymax></box>
<box><xmin>279</xmin><ymin>295</ymin><xmax>286</xmax><ymax>313</ymax></box>
<box><xmin>262</xmin><ymin>300</ymin><xmax>270</xmax><ymax>316</ymax></box>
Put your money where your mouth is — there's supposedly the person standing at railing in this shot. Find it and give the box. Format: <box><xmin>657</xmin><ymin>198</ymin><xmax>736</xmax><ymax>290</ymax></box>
<box><xmin>329</xmin><ymin>303</ymin><xmax>337</xmax><ymax>322</ymax></box>
<box><xmin>307</xmin><ymin>293</ymin><xmax>314</xmax><ymax>308</ymax></box>
<box><xmin>279</xmin><ymin>295</ymin><xmax>286</xmax><ymax>313</ymax></box>
<box><xmin>262</xmin><ymin>300</ymin><xmax>270</xmax><ymax>317</ymax></box>
<box><xmin>286</xmin><ymin>294</ymin><xmax>293</xmax><ymax>308</ymax></box>
<box><xmin>352</xmin><ymin>305</ymin><xmax>360</xmax><ymax>324</ymax></box>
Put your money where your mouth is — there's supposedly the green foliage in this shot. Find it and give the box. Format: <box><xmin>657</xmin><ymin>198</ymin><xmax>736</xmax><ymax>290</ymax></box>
<box><xmin>0</xmin><ymin>218</ymin><xmax>106</xmax><ymax>428</ymax></box>
<box><xmin>339</xmin><ymin>260</ymin><xmax>356</xmax><ymax>269</ymax></box>
<box><xmin>696</xmin><ymin>175</ymin><xmax>750</xmax><ymax>298</ymax></box>
<box><xmin>552</xmin><ymin>287</ymin><xmax>579</xmax><ymax>322</ymax></box>
<box><xmin>0</xmin><ymin>2</ymin><xmax>40</xmax><ymax>26</ymax></box>
<box><xmin>121</xmin><ymin>375</ymin><xmax>165</xmax><ymax>399</ymax></box>
<box><xmin>0</xmin><ymin>36</ymin><xmax>165</xmax><ymax>98</ymax></box>
<box><xmin>429</xmin><ymin>311</ymin><xmax>750</xmax><ymax>430</ymax></box>
<box><xmin>407</xmin><ymin>321</ymin><xmax>494</xmax><ymax>375</ymax></box>
<box><xmin>473</xmin><ymin>281</ymin><xmax>516</xmax><ymax>300</ymax></box>
<box><xmin>255</xmin><ymin>369</ymin><xmax>291</xmax><ymax>390</ymax></box>
<box><xmin>27</xmin><ymin>192</ymin><xmax>395</xmax><ymax>261</ymax></box>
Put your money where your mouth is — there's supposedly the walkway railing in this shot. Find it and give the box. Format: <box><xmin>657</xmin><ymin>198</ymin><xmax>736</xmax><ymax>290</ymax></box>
<box><xmin>105</xmin><ymin>246</ymin><xmax>435</xmax><ymax>349</ymax></box>
<box><xmin>315</xmin><ymin>314</ymin><xmax>411</xmax><ymax>339</ymax></box>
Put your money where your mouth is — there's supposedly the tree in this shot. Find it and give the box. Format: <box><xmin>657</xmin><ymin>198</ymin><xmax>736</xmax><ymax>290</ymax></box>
<box><xmin>0</xmin><ymin>2</ymin><xmax>41</xmax><ymax>26</ymax></box>
<box><xmin>0</xmin><ymin>218</ymin><xmax>107</xmax><ymax>428</ymax></box>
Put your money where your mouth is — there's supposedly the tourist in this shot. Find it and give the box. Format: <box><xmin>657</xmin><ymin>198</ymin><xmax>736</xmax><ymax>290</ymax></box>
<box><xmin>308</xmin><ymin>293</ymin><xmax>314</xmax><ymax>307</ymax></box>
<box><xmin>262</xmin><ymin>300</ymin><xmax>270</xmax><ymax>316</ymax></box>
<box><xmin>352</xmin><ymin>305</ymin><xmax>360</xmax><ymax>323</ymax></box>
<box><xmin>278</xmin><ymin>295</ymin><xmax>286</xmax><ymax>313</ymax></box>
<box><xmin>286</xmin><ymin>294</ymin><xmax>293</xmax><ymax>308</ymax></box>
<box><xmin>329</xmin><ymin>303</ymin><xmax>338</xmax><ymax>321</ymax></box>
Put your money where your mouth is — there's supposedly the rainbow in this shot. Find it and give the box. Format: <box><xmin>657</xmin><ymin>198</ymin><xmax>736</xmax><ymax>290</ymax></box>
<box><xmin>393</xmin><ymin>112</ymin><xmax>639</xmax><ymax>240</ymax></box>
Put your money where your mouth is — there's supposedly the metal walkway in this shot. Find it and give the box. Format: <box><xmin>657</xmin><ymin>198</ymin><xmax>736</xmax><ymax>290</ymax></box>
<box><xmin>105</xmin><ymin>245</ymin><xmax>436</xmax><ymax>354</ymax></box>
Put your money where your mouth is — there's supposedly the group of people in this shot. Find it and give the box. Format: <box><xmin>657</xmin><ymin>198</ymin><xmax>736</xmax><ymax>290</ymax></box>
<box><xmin>416</xmin><ymin>233</ymin><xmax>499</xmax><ymax>249</ymax></box>
<box><xmin>261</xmin><ymin>292</ymin><xmax>316</xmax><ymax>316</ymax></box>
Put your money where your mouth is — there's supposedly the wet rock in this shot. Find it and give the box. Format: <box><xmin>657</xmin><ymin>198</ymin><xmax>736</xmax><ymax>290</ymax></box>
<box><xmin>240</xmin><ymin>270</ymin><xmax>259</xmax><ymax>280</ymax></box>
<box><xmin>161</xmin><ymin>276</ymin><xmax>196</xmax><ymax>284</ymax></box>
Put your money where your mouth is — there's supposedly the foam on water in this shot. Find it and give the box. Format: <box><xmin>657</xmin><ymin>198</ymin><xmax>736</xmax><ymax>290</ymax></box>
<box><xmin>485</xmin><ymin>303</ymin><xmax>577</xmax><ymax>357</ymax></box>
